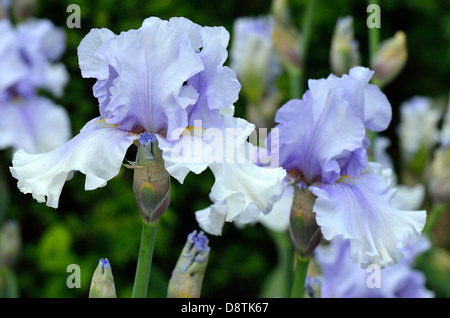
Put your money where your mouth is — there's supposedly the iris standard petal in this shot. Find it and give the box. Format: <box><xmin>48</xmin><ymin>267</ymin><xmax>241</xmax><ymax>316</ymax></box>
<box><xmin>310</xmin><ymin>172</ymin><xmax>426</xmax><ymax>268</ymax></box>
<box><xmin>92</xmin><ymin>18</ymin><xmax>204</xmax><ymax>138</ymax></box>
<box><xmin>335</xmin><ymin>66</ymin><xmax>392</xmax><ymax>132</ymax></box>
<box><xmin>273</xmin><ymin>78</ymin><xmax>366</xmax><ymax>184</ymax></box>
<box><xmin>10</xmin><ymin>118</ymin><xmax>138</xmax><ymax>208</ymax></box>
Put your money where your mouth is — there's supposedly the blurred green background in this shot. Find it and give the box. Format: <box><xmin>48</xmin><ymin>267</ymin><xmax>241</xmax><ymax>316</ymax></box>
<box><xmin>1</xmin><ymin>0</ymin><xmax>449</xmax><ymax>298</ymax></box>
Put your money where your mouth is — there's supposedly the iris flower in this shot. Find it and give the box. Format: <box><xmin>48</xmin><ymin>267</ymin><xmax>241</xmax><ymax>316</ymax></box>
<box><xmin>197</xmin><ymin>67</ymin><xmax>426</xmax><ymax>267</ymax></box>
<box><xmin>10</xmin><ymin>17</ymin><xmax>286</xmax><ymax>225</ymax></box>
<box><xmin>0</xmin><ymin>18</ymin><xmax>70</xmax><ymax>154</ymax></box>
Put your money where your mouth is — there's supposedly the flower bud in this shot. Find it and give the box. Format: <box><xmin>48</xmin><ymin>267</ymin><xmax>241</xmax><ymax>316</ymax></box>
<box><xmin>89</xmin><ymin>258</ymin><xmax>117</xmax><ymax>298</ymax></box>
<box><xmin>429</xmin><ymin>147</ymin><xmax>450</xmax><ymax>204</ymax></box>
<box><xmin>126</xmin><ymin>132</ymin><xmax>170</xmax><ymax>223</ymax></box>
<box><xmin>271</xmin><ymin>0</ymin><xmax>302</xmax><ymax>74</ymax></box>
<box><xmin>289</xmin><ymin>183</ymin><xmax>322</xmax><ymax>258</ymax></box>
<box><xmin>167</xmin><ymin>230</ymin><xmax>210</xmax><ymax>298</ymax></box>
<box><xmin>0</xmin><ymin>221</ymin><xmax>21</xmax><ymax>269</ymax></box>
<box><xmin>12</xmin><ymin>0</ymin><xmax>37</xmax><ymax>21</ymax></box>
<box><xmin>371</xmin><ymin>31</ymin><xmax>407</xmax><ymax>87</ymax></box>
<box><xmin>330</xmin><ymin>16</ymin><xmax>361</xmax><ymax>77</ymax></box>
<box><xmin>230</xmin><ymin>16</ymin><xmax>282</xmax><ymax>105</ymax></box>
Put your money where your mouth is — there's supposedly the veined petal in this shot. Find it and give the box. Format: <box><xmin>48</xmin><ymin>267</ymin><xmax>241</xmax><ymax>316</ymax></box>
<box><xmin>10</xmin><ymin>118</ymin><xmax>138</xmax><ymax>208</ymax></box>
<box><xmin>336</xmin><ymin>66</ymin><xmax>392</xmax><ymax>131</ymax></box>
<box><xmin>310</xmin><ymin>172</ymin><xmax>427</xmax><ymax>268</ymax></box>
<box><xmin>0</xmin><ymin>97</ymin><xmax>71</xmax><ymax>154</ymax></box>
<box><xmin>273</xmin><ymin>78</ymin><xmax>366</xmax><ymax>184</ymax></box>
<box><xmin>93</xmin><ymin>18</ymin><xmax>204</xmax><ymax>138</ymax></box>
<box><xmin>170</xmin><ymin>17</ymin><xmax>240</xmax><ymax>112</ymax></box>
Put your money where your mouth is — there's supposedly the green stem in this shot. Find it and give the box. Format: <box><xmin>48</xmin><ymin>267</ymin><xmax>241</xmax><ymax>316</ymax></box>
<box><xmin>368</xmin><ymin>0</ymin><xmax>380</xmax><ymax>66</ymax></box>
<box><xmin>132</xmin><ymin>220</ymin><xmax>158</xmax><ymax>298</ymax></box>
<box><xmin>290</xmin><ymin>255</ymin><xmax>310</xmax><ymax>298</ymax></box>
<box><xmin>290</xmin><ymin>0</ymin><xmax>316</xmax><ymax>99</ymax></box>
<box><xmin>423</xmin><ymin>204</ymin><xmax>446</xmax><ymax>236</ymax></box>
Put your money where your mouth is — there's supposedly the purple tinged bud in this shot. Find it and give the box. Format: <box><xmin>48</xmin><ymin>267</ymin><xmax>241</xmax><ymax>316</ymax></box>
<box><xmin>126</xmin><ymin>132</ymin><xmax>170</xmax><ymax>223</ymax></box>
<box><xmin>89</xmin><ymin>258</ymin><xmax>117</xmax><ymax>298</ymax></box>
<box><xmin>289</xmin><ymin>184</ymin><xmax>322</xmax><ymax>259</ymax></box>
<box><xmin>167</xmin><ymin>230</ymin><xmax>210</xmax><ymax>298</ymax></box>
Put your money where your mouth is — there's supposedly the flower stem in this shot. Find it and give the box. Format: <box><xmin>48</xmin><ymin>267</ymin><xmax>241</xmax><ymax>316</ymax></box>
<box><xmin>368</xmin><ymin>0</ymin><xmax>380</xmax><ymax>66</ymax></box>
<box><xmin>423</xmin><ymin>204</ymin><xmax>446</xmax><ymax>236</ymax></box>
<box><xmin>132</xmin><ymin>219</ymin><xmax>158</xmax><ymax>298</ymax></box>
<box><xmin>290</xmin><ymin>255</ymin><xmax>310</xmax><ymax>298</ymax></box>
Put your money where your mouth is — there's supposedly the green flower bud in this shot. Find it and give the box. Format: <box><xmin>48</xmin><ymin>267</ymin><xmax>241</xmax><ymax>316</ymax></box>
<box><xmin>289</xmin><ymin>183</ymin><xmax>322</xmax><ymax>259</ymax></box>
<box><xmin>126</xmin><ymin>132</ymin><xmax>170</xmax><ymax>223</ymax></box>
<box><xmin>89</xmin><ymin>258</ymin><xmax>117</xmax><ymax>298</ymax></box>
<box><xmin>12</xmin><ymin>0</ymin><xmax>37</xmax><ymax>21</ymax></box>
<box><xmin>167</xmin><ymin>230</ymin><xmax>210</xmax><ymax>298</ymax></box>
<box><xmin>271</xmin><ymin>0</ymin><xmax>302</xmax><ymax>74</ymax></box>
<box><xmin>0</xmin><ymin>221</ymin><xmax>21</xmax><ymax>269</ymax></box>
<box><xmin>330</xmin><ymin>16</ymin><xmax>361</xmax><ymax>76</ymax></box>
<box><xmin>371</xmin><ymin>31</ymin><xmax>407</xmax><ymax>87</ymax></box>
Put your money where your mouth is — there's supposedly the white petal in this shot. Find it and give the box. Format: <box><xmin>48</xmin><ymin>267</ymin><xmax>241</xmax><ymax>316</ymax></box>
<box><xmin>255</xmin><ymin>184</ymin><xmax>294</xmax><ymax>232</ymax></box>
<box><xmin>10</xmin><ymin>118</ymin><xmax>138</xmax><ymax>208</ymax></box>
<box><xmin>310</xmin><ymin>172</ymin><xmax>427</xmax><ymax>268</ymax></box>
<box><xmin>77</xmin><ymin>28</ymin><xmax>116</xmax><ymax>79</ymax></box>
<box><xmin>209</xmin><ymin>161</ymin><xmax>286</xmax><ymax>221</ymax></box>
<box><xmin>195</xmin><ymin>200</ymin><xmax>227</xmax><ymax>236</ymax></box>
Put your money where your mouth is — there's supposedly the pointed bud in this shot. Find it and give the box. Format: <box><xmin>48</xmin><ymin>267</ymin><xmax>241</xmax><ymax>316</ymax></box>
<box><xmin>89</xmin><ymin>258</ymin><xmax>117</xmax><ymax>298</ymax></box>
<box><xmin>167</xmin><ymin>230</ymin><xmax>210</xmax><ymax>298</ymax></box>
<box><xmin>126</xmin><ymin>132</ymin><xmax>170</xmax><ymax>223</ymax></box>
<box><xmin>429</xmin><ymin>147</ymin><xmax>450</xmax><ymax>204</ymax></box>
<box><xmin>271</xmin><ymin>0</ymin><xmax>302</xmax><ymax>74</ymax></box>
<box><xmin>371</xmin><ymin>31</ymin><xmax>407</xmax><ymax>87</ymax></box>
<box><xmin>0</xmin><ymin>221</ymin><xmax>21</xmax><ymax>269</ymax></box>
<box><xmin>330</xmin><ymin>16</ymin><xmax>361</xmax><ymax>76</ymax></box>
<box><xmin>289</xmin><ymin>183</ymin><xmax>322</xmax><ymax>259</ymax></box>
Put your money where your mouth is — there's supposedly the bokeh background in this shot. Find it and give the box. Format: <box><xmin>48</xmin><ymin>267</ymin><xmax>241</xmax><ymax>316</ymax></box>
<box><xmin>0</xmin><ymin>0</ymin><xmax>449</xmax><ymax>298</ymax></box>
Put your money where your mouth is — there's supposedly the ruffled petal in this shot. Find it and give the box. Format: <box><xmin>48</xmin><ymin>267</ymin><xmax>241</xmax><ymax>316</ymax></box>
<box><xmin>273</xmin><ymin>78</ymin><xmax>366</xmax><ymax>184</ymax></box>
<box><xmin>0</xmin><ymin>97</ymin><xmax>71</xmax><ymax>153</ymax></box>
<box><xmin>195</xmin><ymin>199</ymin><xmax>228</xmax><ymax>236</ymax></box>
<box><xmin>209</xmin><ymin>161</ymin><xmax>286</xmax><ymax>220</ymax></box>
<box><xmin>92</xmin><ymin>18</ymin><xmax>204</xmax><ymax>138</ymax></box>
<box><xmin>170</xmin><ymin>17</ymin><xmax>241</xmax><ymax>112</ymax></box>
<box><xmin>10</xmin><ymin>118</ymin><xmax>138</xmax><ymax>208</ymax></box>
<box><xmin>336</xmin><ymin>66</ymin><xmax>392</xmax><ymax>131</ymax></box>
<box><xmin>77</xmin><ymin>28</ymin><xmax>115</xmax><ymax>79</ymax></box>
<box><xmin>255</xmin><ymin>183</ymin><xmax>294</xmax><ymax>232</ymax></box>
<box><xmin>310</xmin><ymin>171</ymin><xmax>427</xmax><ymax>268</ymax></box>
